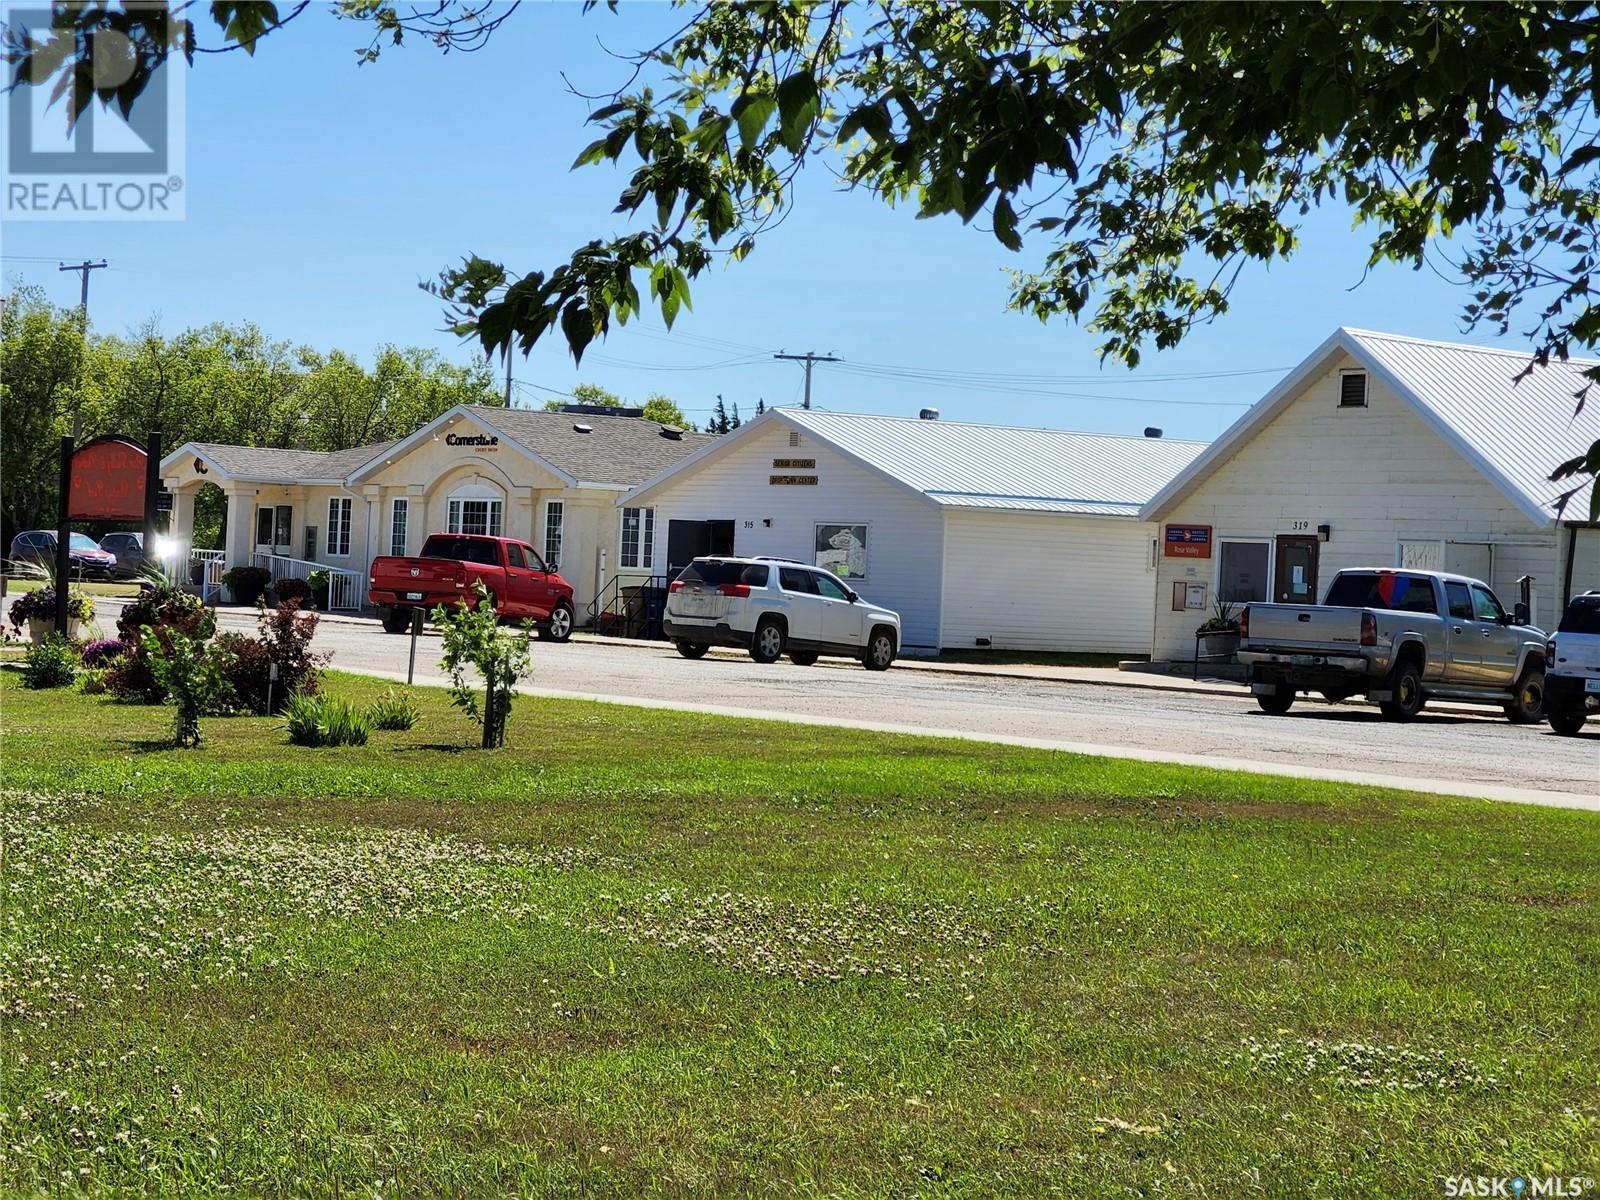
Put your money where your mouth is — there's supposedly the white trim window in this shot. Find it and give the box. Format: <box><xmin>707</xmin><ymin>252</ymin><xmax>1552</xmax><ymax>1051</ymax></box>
<box><xmin>390</xmin><ymin>498</ymin><xmax>409</xmax><ymax>557</ymax></box>
<box><xmin>327</xmin><ymin>497</ymin><xmax>353</xmax><ymax>558</ymax></box>
<box><xmin>620</xmin><ymin>506</ymin><xmax>654</xmax><ymax>570</ymax></box>
<box><xmin>543</xmin><ymin>500</ymin><xmax>564</xmax><ymax>567</ymax></box>
<box><xmin>447</xmin><ymin>496</ymin><xmax>503</xmax><ymax>536</ymax></box>
<box><xmin>1215</xmin><ymin>538</ymin><xmax>1270</xmax><ymax>604</ymax></box>
<box><xmin>815</xmin><ymin>522</ymin><xmax>868</xmax><ymax>579</ymax></box>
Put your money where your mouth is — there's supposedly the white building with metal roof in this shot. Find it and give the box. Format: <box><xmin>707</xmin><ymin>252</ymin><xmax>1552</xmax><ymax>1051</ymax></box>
<box><xmin>619</xmin><ymin>407</ymin><xmax>1207</xmax><ymax>654</ymax></box>
<box><xmin>1140</xmin><ymin>327</ymin><xmax>1600</xmax><ymax>662</ymax></box>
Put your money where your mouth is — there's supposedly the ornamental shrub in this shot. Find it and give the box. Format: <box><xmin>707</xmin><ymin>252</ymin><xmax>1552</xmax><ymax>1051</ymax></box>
<box><xmin>143</xmin><ymin>625</ymin><xmax>227</xmax><ymax>748</ymax></box>
<box><xmin>271</xmin><ymin>577</ymin><xmax>311</xmax><ymax>608</ymax></box>
<box><xmin>23</xmin><ymin>634</ymin><xmax>79</xmax><ymax>689</ymax></box>
<box><xmin>367</xmin><ymin>687</ymin><xmax>420</xmax><ymax>731</ymax></box>
<box><xmin>221</xmin><ymin>565</ymin><xmax>271</xmax><ymax>604</ymax></box>
<box><xmin>109</xmin><ymin>582</ymin><xmax>217</xmax><ymax>704</ymax></box>
<box><xmin>283</xmin><ymin>691</ymin><xmax>372</xmax><ymax>747</ymax></box>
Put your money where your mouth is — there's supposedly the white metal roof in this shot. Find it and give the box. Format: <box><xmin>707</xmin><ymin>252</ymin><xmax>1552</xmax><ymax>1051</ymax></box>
<box><xmin>1142</xmin><ymin>327</ymin><xmax>1600</xmax><ymax>525</ymax></box>
<box><xmin>779</xmin><ymin>409</ymin><xmax>1208</xmax><ymax>515</ymax></box>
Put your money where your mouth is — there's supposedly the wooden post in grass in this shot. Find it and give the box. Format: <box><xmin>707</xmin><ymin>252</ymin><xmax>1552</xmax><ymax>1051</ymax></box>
<box><xmin>482</xmin><ymin>672</ymin><xmax>496</xmax><ymax>749</ymax></box>
<box><xmin>407</xmin><ymin>608</ymin><xmax>423</xmax><ymax>685</ymax></box>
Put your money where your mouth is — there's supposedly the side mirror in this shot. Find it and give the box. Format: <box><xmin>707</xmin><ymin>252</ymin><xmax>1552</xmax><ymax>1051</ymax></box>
<box><xmin>1512</xmin><ymin>601</ymin><xmax>1529</xmax><ymax>625</ymax></box>
<box><xmin>847</xmin><ymin>589</ymin><xmax>860</xmax><ymax>603</ymax></box>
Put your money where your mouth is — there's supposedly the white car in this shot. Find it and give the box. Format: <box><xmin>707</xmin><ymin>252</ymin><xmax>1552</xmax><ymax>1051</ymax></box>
<box><xmin>1544</xmin><ymin>591</ymin><xmax>1600</xmax><ymax>736</ymax></box>
<box><xmin>663</xmin><ymin>556</ymin><xmax>901</xmax><ymax>670</ymax></box>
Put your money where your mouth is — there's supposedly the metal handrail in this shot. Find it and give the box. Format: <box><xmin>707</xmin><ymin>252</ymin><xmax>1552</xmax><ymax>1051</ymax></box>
<box><xmin>251</xmin><ymin>552</ymin><xmax>363</xmax><ymax>611</ymax></box>
<box><xmin>588</xmin><ymin>572</ymin><xmax>670</xmax><ymax>639</ymax></box>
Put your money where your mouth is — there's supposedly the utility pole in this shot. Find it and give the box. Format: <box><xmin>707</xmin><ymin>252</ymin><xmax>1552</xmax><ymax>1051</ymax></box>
<box><xmin>58</xmin><ymin>260</ymin><xmax>106</xmax><ymax>438</ymax></box>
<box><xmin>503</xmin><ymin>351</ymin><xmax>513</xmax><ymax>406</ymax></box>
<box><xmin>774</xmin><ymin>350</ymin><xmax>840</xmax><ymax>409</ymax></box>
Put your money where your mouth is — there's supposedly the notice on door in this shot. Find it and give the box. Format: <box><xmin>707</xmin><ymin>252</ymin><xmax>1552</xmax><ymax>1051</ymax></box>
<box><xmin>1164</xmin><ymin>524</ymin><xmax>1213</xmax><ymax>558</ymax></box>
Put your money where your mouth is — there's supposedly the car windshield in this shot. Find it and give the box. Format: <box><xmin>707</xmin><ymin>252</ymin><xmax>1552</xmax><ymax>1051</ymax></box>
<box><xmin>678</xmin><ymin>560</ymin><xmax>767</xmax><ymax>587</ymax></box>
<box><xmin>1557</xmin><ymin>599</ymin><xmax>1600</xmax><ymax>634</ymax></box>
<box><xmin>69</xmin><ymin>533</ymin><xmax>99</xmax><ymax>551</ymax></box>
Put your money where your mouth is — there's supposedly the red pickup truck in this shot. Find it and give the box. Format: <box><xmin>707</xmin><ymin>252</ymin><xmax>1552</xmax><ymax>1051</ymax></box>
<box><xmin>368</xmin><ymin>533</ymin><xmax>575</xmax><ymax>640</ymax></box>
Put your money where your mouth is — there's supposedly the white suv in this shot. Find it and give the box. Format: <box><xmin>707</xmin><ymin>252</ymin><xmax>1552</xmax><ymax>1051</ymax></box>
<box><xmin>664</xmin><ymin>556</ymin><xmax>902</xmax><ymax>670</ymax></box>
<box><xmin>1544</xmin><ymin>591</ymin><xmax>1600</xmax><ymax>736</ymax></box>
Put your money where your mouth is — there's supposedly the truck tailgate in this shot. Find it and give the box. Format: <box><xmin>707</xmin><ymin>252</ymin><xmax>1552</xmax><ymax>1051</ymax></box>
<box><xmin>370</xmin><ymin>556</ymin><xmax>465</xmax><ymax>597</ymax></box>
<box><xmin>1245</xmin><ymin>603</ymin><xmax>1364</xmax><ymax>648</ymax></box>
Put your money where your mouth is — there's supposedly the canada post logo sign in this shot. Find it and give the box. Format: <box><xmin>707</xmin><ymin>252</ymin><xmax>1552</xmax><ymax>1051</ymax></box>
<box><xmin>3</xmin><ymin>8</ymin><xmax>187</xmax><ymax>220</ymax></box>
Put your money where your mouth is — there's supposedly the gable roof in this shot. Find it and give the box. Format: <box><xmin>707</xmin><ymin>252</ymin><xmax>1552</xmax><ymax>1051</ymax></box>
<box><xmin>622</xmin><ymin>406</ymin><xmax>1208</xmax><ymax>517</ymax></box>
<box><xmin>167</xmin><ymin>440</ymin><xmax>399</xmax><ymax>484</ymax></box>
<box><xmin>1141</xmin><ymin>327</ymin><xmax>1600</xmax><ymax>526</ymax></box>
<box><xmin>164</xmin><ymin>405</ymin><xmax>715</xmax><ymax>490</ymax></box>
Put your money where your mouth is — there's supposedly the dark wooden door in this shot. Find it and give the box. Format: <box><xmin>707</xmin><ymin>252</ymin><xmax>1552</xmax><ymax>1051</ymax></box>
<box><xmin>1273</xmin><ymin>535</ymin><xmax>1320</xmax><ymax>604</ymax></box>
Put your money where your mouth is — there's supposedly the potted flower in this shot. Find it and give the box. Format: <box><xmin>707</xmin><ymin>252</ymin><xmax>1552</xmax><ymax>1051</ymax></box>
<box><xmin>1195</xmin><ymin>598</ymin><xmax>1240</xmax><ymax>659</ymax></box>
<box><xmin>307</xmin><ymin>569</ymin><xmax>330</xmax><ymax>610</ymax></box>
<box><xmin>221</xmin><ymin>564</ymin><xmax>272</xmax><ymax>605</ymax></box>
<box><xmin>8</xmin><ymin>586</ymin><xmax>96</xmax><ymax>643</ymax></box>
<box><xmin>272</xmin><ymin>577</ymin><xmax>312</xmax><ymax>608</ymax></box>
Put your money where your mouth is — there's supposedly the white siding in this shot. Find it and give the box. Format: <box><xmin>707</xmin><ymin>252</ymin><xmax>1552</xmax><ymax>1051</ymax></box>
<box><xmin>1151</xmin><ymin>353</ymin><xmax>1557</xmax><ymax>659</ymax></box>
<box><xmin>940</xmin><ymin>510</ymin><xmax>1157</xmax><ymax>654</ymax></box>
<box><xmin>644</xmin><ymin>423</ymin><xmax>946</xmax><ymax>649</ymax></box>
<box><xmin>1568</xmin><ymin>527</ymin><xmax>1600</xmax><ymax>599</ymax></box>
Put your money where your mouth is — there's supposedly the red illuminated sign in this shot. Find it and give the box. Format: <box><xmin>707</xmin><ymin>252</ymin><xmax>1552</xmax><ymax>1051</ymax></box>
<box><xmin>68</xmin><ymin>436</ymin><xmax>148</xmax><ymax>521</ymax></box>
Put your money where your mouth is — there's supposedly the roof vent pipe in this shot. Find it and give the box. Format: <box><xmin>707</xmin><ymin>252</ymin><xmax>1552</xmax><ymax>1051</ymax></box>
<box><xmin>919</xmin><ymin>408</ymin><xmax>940</xmax><ymax>421</ymax></box>
<box><xmin>1143</xmin><ymin>427</ymin><xmax>1163</xmax><ymax>438</ymax></box>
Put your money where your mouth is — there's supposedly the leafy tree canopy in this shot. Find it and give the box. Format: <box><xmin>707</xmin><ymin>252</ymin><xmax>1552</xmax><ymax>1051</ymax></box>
<box><xmin>543</xmin><ymin>382</ymin><xmax>694</xmax><ymax>430</ymax></box>
<box><xmin>10</xmin><ymin>1</ymin><xmax>1599</xmax><ymax>509</ymax></box>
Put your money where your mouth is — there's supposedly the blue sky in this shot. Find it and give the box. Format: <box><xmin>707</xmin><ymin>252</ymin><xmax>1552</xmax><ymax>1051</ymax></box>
<box><xmin>2</xmin><ymin>3</ymin><xmax>1514</xmax><ymax>440</ymax></box>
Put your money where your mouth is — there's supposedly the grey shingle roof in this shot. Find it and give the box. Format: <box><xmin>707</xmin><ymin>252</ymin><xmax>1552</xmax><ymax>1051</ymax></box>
<box><xmin>471</xmin><ymin>406</ymin><xmax>717</xmax><ymax>487</ymax></box>
<box><xmin>190</xmin><ymin>440</ymin><xmax>398</xmax><ymax>482</ymax></box>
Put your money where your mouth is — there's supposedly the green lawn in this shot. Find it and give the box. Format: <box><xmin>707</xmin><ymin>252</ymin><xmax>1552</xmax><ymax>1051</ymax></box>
<box><xmin>2</xmin><ymin>577</ymin><xmax>141</xmax><ymax>599</ymax></box>
<box><xmin>1</xmin><ymin>669</ymin><xmax>1596</xmax><ymax>1197</ymax></box>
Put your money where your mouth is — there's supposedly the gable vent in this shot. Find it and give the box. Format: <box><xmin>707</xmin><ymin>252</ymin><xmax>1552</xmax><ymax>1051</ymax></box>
<box><xmin>572</xmin><ymin>422</ymin><xmax>593</xmax><ymax>433</ymax></box>
<box><xmin>1339</xmin><ymin>370</ymin><xmax>1368</xmax><ymax>408</ymax></box>
<box><xmin>788</xmin><ymin>430</ymin><xmax>801</xmax><ymax>448</ymax></box>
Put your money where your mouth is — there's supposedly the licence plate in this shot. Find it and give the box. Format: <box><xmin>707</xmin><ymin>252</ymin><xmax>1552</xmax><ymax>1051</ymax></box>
<box><xmin>1585</xmin><ymin>679</ymin><xmax>1600</xmax><ymax>695</ymax></box>
<box><xmin>678</xmin><ymin>595</ymin><xmax>713</xmax><ymax>615</ymax></box>
<box><xmin>1290</xmin><ymin>654</ymin><xmax>1318</xmax><ymax>666</ymax></box>
<box><xmin>404</xmin><ymin>591</ymin><xmax>424</xmax><ymax>601</ymax></box>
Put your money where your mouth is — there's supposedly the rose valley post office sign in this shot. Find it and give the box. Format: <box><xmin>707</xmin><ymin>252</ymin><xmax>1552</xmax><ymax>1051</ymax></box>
<box><xmin>1163</xmin><ymin>524</ymin><xmax>1212</xmax><ymax>558</ymax></box>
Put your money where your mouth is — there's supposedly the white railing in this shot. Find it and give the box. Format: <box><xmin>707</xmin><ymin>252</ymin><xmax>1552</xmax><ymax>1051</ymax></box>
<box><xmin>187</xmin><ymin>549</ymin><xmax>227</xmax><ymax>604</ymax></box>
<box><xmin>252</xmin><ymin>552</ymin><xmax>363</xmax><ymax>611</ymax></box>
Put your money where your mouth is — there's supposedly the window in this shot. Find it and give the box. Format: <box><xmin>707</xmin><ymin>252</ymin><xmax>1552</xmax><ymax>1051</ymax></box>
<box><xmin>447</xmin><ymin>497</ymin><xmax>502</xmax><ymax>536</ymax></box>
<box><xmin>326</xmin><ymin>497</ymin><xmax>352</xmax><ymax>557</ymax></box>
<box><xmin>543</xmin><ymin>501</ymin><xmax>564</xmax><ymax>567</ymax></box>
<box><xmin>390</xmin><ymin>498</ymin><xmax>408</xmax><ymax>557</ymax></box>
<box><xmin>274</xmin><ymin>505</ymin><xmax>293</xmax><ymax>549</ymax></box>
<box><xmin>620</xmin><ymin>507</ymin><xmax>654</xmax><ymax>569</ymax></box>
<box><xmin>1557</xmin><ymin>598</ymin><xmax>1600</xmax><ymax>634</ymax></box>
<box><xmin>1339</xmin><ymin>370</ymin><xmax>1368</xmax><ymax>408</ymax></box>
<box><xmin>1396</xmin><ymin>540</ymin><xmax>1444</xmax><ymax>570</ymax></box>
<box><xmin>1325</xmin><ymin>571</ymin><xmax>1437</xmax><ymax>614</ymax></box>
<box><xmin>1445</xmin><ymin>582</ymin><xmax>1474</xmax><ymax>621</ymax></box>
<box><xmin>506</xmin><ymin>543</ymin><xmax>526</xmax><ymax>570</ymax></box>
<box><xmin>779</xmin><ymin>567</ymin><xmax>816</xmax><ymax>594</ymax></box>
<box><xmin>1217</xmin><ymin>540</ymin><xmax>1270</xmax><ymax>603</ymax></box>
<box><xmin>303</xmin><ymin>526</ymin><xmax>317</xmax><ymax>561</ymax></box>
<box><xmin>256</xmin><ymin>507</ymin><xmax>274</xmax><ymax>546</ymax></box>
<box><xmin>813</xmin><ymin>572</ymin><xmax>851</xmax><ymax>602</ymax></box>
<box><xmin>1471</xmin><ymin>584</ymin><xmax>1506</xmax><ymax>623</ymax></box>
<box><xmin>69</xmin><ymin>533</ymin><xmax>98</xmax><ymax>552</ymax></box>
<box><xmin>814</xmin><ymin>523</ymin><xmax>868</xmax><ymax>578</ymax></box>
<box><xmin>678</xmin><ymin>560</ymin><xmax>768</xmax><ymax>588</ymax></box>
<box><xmin>422</xmin><ymin>535</ymin><xmax>498</xmax><ymax>564</ymax></box>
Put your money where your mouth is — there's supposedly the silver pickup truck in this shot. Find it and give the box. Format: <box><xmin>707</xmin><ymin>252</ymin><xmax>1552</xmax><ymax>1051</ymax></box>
<box><xmin>1239</xmin><ymin>568</ymin><xmax>1547</xmax><ymax>723</ymax></box>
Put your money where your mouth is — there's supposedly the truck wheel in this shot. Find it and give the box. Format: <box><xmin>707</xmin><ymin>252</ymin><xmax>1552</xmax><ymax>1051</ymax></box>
<box><xmin>750</xmin><ymin>617</ymin><xmax>786</xmax><ymax>664</ymax></box>
<box><xmin>1256</xmin><ymin>689</ymin><xmax>1294</xmax><ymax>715</ymax></box>
<box><xmin>1503</xmin><ymin>666</ymin><xmax>1545</xmax><ymax>724</ymax></box>
<box><xmin>539</xmin><ymin>602</ymin><xmax>574</xmax><ymax>643</ymax></box>
<box><xmin>1548</xmin><ymin>706</ymin><xmax>1587</xmax><ymax>736</ymax></box>
<box><xmin>675</xmin><ymin>640</ymin><xmax>709</xmax><ymax>660</ymax></box>
<box><xmin>381</xmin><ymin>606</ymin><xmax>412</xmax><ymax>634</ymax></box>
<box><xmin>1378</xmin><ymin>660</ymin><xmax>1425</xmax><ymax>721</ymax></box>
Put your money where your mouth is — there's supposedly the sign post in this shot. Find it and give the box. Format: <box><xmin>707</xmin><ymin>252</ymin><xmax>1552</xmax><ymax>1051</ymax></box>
<box><xmin>143</xmin><ymin>430</ymin><xmax>163</xmax><ymax>580</ymax></box>
<box><xmin>54</xmin><ymin>436</ymin><xmax>74</xmax><ymax>630</ymax></box>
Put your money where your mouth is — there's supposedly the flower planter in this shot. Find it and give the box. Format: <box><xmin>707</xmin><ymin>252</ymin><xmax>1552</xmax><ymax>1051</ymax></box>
<box><xmin>1198</xmin><ymin>630</ymin><xmax>1240</xmax><ymax>660</ymax></box>
<box><xmin>28</xmin><ymin>616</ymin><xmax>86</xmax><ymax>644</ymax></box>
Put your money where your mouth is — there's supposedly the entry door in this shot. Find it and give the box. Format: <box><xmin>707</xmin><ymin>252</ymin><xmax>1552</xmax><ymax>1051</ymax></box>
<box><xmin>666</xmin><ymin>520</ymin><xmax>711</xmax><ymax>573</ymax></box>
<box><xmin>1273</xmin><ymin>536</ymin><xmax>1320</xmax><ymax>604</ymax></box>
